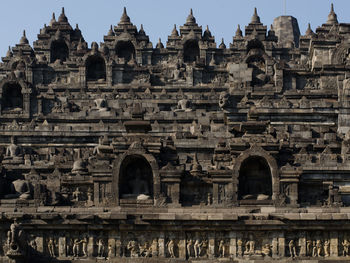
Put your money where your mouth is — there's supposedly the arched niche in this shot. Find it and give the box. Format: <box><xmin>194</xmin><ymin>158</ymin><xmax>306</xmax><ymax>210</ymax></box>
<box><xmin>233</xmin><ymin>145</ymin><xmax>279</xmax><ymax>203</ymax></box>
<box><xmin>85</xmin><ymin>55</ymin><xmax>106</xmax><ymax>81</ymax></box>
<box><xmin>246</xmin><ymin>55</ymin><xmax>267</xmax><ymax>86</ymax></box>
<box><xmin>183</xmin><ymin>39</ymin><xmax>199</xmax><ymax>63</ymax></box>
<box><xmin>1</xmin><ymin>82</ymin><xmax>23</xmax><ymax>111</ymax></box>
<box><xmin>112</xmin><ymin>150</ymin><xmax>160</xmax><ymax>205</ymax></box>
<box><xmin>50</xmin><ymin>40</ymin><xmax>69</xmax><ymax>63</ymax></box>
<box><xmin>115</xmin><ymin>40</ymin><xmax>135</xmax><ymax>62</ymax></box>
<box><xmin>119</xmin><ymin>155</ymin><xmax>153</xmax><ymax>199</ymax></box>
<box><xmin>247</xmin><ymin>38</ymin><xmax>265</xmax><ymax>53</ymax></box>
<box><xmin>238</xmin><ymin>156</ymin><xmax>272</xmax><ymax>200</ymax></box>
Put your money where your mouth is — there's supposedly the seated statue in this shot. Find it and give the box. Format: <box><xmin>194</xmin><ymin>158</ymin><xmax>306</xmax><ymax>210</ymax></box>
<box><xmin>91</xmin><ymin>98</ymin><xmax>109</xmax><ymax>113</ymax></box>
<box><xmin>5</xmin><ymin>174</ymin><xmax>33</xmax><ymax>200</ymax></box>
<box><xmin>3</xmin><ymin>137</ymin><xmax>24</xmax><ymax>165</ymax></box>
<box><xmin>5</xmin><ymin>137</ymin><xmax>21</xmax><ymax>158</ymax></box>
<box><xmin>174</xmin><ymin>98</ymin><xmax>192</xmax><ymax>112</ymax></box>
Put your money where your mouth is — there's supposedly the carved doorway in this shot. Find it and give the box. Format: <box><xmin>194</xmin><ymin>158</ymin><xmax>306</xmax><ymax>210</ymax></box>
<box><xmin>238</xmin><ymin>156</ymin><xmax>272</xmax><ymax>201</ymax></box>
<box><xmin>119</xmin><ymin>155</ymin><xmax>153</xmax><ymax>200</ymax></box>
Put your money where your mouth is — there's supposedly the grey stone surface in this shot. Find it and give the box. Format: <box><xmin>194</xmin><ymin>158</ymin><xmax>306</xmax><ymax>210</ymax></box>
<box><xmin>0</xmin><ymin>4</ymin><xmax>349</xmax><ymax>263</ymax></box>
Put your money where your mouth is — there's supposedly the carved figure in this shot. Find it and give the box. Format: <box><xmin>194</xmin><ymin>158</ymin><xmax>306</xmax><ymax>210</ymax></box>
<box><xmin>8</xmin><ymin>175</ymin><xmax>33</xmax><ymax>200</ymax></box>
<box><xmin>219</xmin><ymin>92</ymin><xmax>230</xmax><ymax>109</ymax></box>
<box><xmin>127</xmin><ymin>240</ymin><xmax>139</xmax><ymax>258</ymax></box>
<box><xmin>186</xmin><ymin>239</ymin><xmax>193</xmax><ymax>258</ymax></box>
<box><xmin>262</xmin><ymin>244</ymin><xmax>271</xmax><ymax>257</ymax></box>
<box><xmin>312</xmin><ymin>241</ymin><xmax>317</xmax><ymax>257</ymax></box>
<box><xmin>150</xmin><ymin>239</ymin><xmax>159</xmax><ymax>257</ymax></box>
<box><xmin>245</xmin><ymin>236</ymin><xmax>255</xmax><ymax>255</ymax></box>
<box><xmin>48</xmin><ymin>237</ymin><xmax>56</xmax><ymax>257</ymax></box>
<box><xmin>218</xmin><ymin>240</ymin><xmax>225</xmax><ymax>258</ymax></box>
<box><xmin>72</xmin><ymin>187</ymin><xmax>82</xmax><ymax>202</ymax></box>
<box><xmin>29</xmin><ymin>237</ymin><xmax>37</xmax><ymax>251</ymax></box>
<box><xmin>167</xmin><ymin>239</ymin><xmax>175</xmax><ymax>258</ymax></box>
<box><xmin>6</xmin><ymin>137</ymin><xmax>20</xmax><ymax>157</ymax></box>
<box><xmin>97</xmin><ymin>239</ymin><xmax>105</xmax><ymax>257</ymax></box>
<box><xmin>108</xmin><ymin>244</ymin><xmax>114</xmax><ymax>259</ymax></box>
<box><xmin>73</xmin><ymin>238</ymin><xmax>81</xmax><ymax>257</ymax></box>
<box><xmin>194</xmin><ymin>239</ymin><xmax>201</xmax><ymax>258</ymax></box>
<box><xmin>237</xmin><ymin>239</ymin><xmax>243</xmax><ymax>257</ymax></box>
<box><xmin>343</xmin><ymin>239</ymin><xmax>350</xmax><ymax>256</ymax></box>
<box><xmin>175</xmin><ymin>98</ymin><xmax>192</xmax><ymax>112</ymax></box>
<box><xmin>316</xmin><ymin>240</ymin><xmax>322</xmax><ymax>257</ymax></box>
<box><xmin>324</xmin><ymin>240</ymin><xmax>330</xmax><ymax>257</ymax></box>
<box><xmin>289</xmin><ymin>240</ymin><xmax>296</xmax><ymax>258</ymax></box>
<box><xmin>306</xmin><ymin>240</ymin><xmax>312</xmax><ymax>256</ymax></box>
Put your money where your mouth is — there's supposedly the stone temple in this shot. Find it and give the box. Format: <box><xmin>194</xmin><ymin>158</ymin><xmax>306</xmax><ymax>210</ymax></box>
<box><xmin>1</xmin><ymin>4</ymin><xmax>350</xmax><ymax>263</ymax></box>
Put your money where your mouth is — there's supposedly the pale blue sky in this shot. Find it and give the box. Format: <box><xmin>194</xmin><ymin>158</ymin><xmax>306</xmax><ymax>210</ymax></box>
<box><xmin>0</xmin><ymin>0</ymin><xmax>349</xmax><ymax>57</ymax></box>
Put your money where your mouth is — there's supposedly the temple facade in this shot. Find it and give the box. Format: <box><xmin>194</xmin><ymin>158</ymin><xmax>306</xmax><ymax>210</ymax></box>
<box><xmin>0</xmin><ymin>4</ymin><xmax>350</xmax><ymax>263</ymax></box>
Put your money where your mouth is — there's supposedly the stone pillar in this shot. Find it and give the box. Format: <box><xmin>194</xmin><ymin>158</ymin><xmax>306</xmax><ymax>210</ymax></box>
<box><xmin>278</xmin><ymin>233</ymin><xmax>285</xmax><ymax>258</ymax></box>
<box><xmin>38</xmin><ymin>98</ymin><xmax>43</xmax><ymax>115</ymax></box>
<box><xmin>88</xmin><ymin>234</ymin><xmax>95</xmax><ymax>258</ymax></box>
<box><xmin>272</xmin><ymin>236</ymin><xmax>278</xmax><ymax>258</ymax></box>
<box><xmin>158</xmin><ymin>232</ymin><xmax>165</xmax><ymax>257</ymax></box>
<box><xmin>115</xmin><ymin>233</ymin><xmax>122</xmax><ymax>258</ymax></box>
<box><xmin>330</xmin><ymin>231</ymin><xmax>338</xmax><ymax>257</ymax></box>
<box><xmin>208</xmin><ymin>232</ymin><xmax>215</xmax><ymax>259</ymax></box>
<box><xmin>94</xmin><ymin>182</ymin><xmax>100</xmax><ymax>206</ymax></box>
<box><xmin>106</xmin><ymin>64</ymin><xmax>113</xmax><ymax>86</ymax></box>
<box><xmin>36</xmin><ymin>233</ymin><xmax>44</xmax><ymax>254</ymax></box>
<box><xmin>212</xmin><ymin>183</ymin><xmax>219</xmax><ymax>205</ymax></box>
<box><xmin>298</xmin><ymin>232</ymin><xmax>306</xmax><ymax>257</ymax></box>
<box><xmin>229</xmin><ymin>231</ymin><xmax>236</xmax><ymax>258</ymax></box>
<box><xmin>178</xmin><ymin>232</ymin><xmax>186</xmax><ymax>259</ymax></box>
<box><xmin>58</xmin><ymin>236</ymin><xmax>66</xmax><ymax>257</ymax></box>
<box><xmin>171</xmin><ymin>183</ymin><xmax>180</xmax><ymax>205</ymax></box>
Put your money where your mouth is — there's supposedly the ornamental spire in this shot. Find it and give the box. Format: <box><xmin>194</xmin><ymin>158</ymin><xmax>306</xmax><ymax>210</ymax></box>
<box><xmin>251</xmin><ymin>7</ymin><xmax>261</xmax><ymax>24</ymax></box>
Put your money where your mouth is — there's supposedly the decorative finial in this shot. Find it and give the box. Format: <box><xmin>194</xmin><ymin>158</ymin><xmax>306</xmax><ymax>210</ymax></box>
<box><xmin>6</xmin><ymin>46</ymin><xmax>13</xmax><ymax>57</ymax></box>
<box><xmin>251</xmin><ymin>7</ymin><xmax>261</xmax><ymax>24</ymax></box>
<box><xmin>120</xmin><ymin>7</ymin><xmax>131</xmax><ymax>23</ymax></box>
<box><xmin>305</xmin><ymin>23</ymin><xmax>315</xmax><ymax>36</ymax></box>
<box><xmin>203</xmin><ymin>25</ymin><xmax>212</xmax><ymax>39</ymax></box>
<box><xmin>49</xmin><ymin>12</ymin><xmax>56</xmax><ymax>26</ymax></box>
<box><xmin>186</xmin><ymin>8</ymin><xmax>196</xmax><ymax>24</ymax></box>
<box><xmin>58</xmin><ymin>7</ymin><xmax>68</xmax><ymax>23</ymax></box>
<box><xmin>139</xmin><ymin>24</ymin><xmax>145</xmax><ymax>35</ymax></box>
<box><xmin>171</xmin><ymin>24</ymin><xmax>179</xmax><ymax>36</ymax></box>
<box><xmin>235</xmin><ymin>24</ymin><xmax>243</xmax><ymax>37</ymax></box>
<box><xmin>219</xmin><ymin>38</ymin><xmax>226</xmax><ymax>49</ymax></box>
<box><xmin>107</xmin><ymin>25</ymin><xmax>114</xmax><ymax>36</ymax></box>
<box><xmin>327</xmin><ymin>3</ymin><xmax>338</xmax><ymax>25</ymax></box>
<box><xmin>156</xmin><ymin>38</ymin><xmax>164</xmax><ymax>49</ymax></box>
<box><xmin>20</xmin><ymin>30</ymin><xmax>29</xmax><ymax>45</ymax></box>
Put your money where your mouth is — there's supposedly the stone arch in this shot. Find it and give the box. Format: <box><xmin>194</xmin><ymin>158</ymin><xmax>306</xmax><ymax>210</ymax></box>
<box><xmin>50</xmin><ymin>40</ymin><xmax>69</xmax><ymax>63</ymax></box>
<box><xmin>112</xmin><ymin>150</ymin><xmax>160</xmax><ymax>205</ymax></box>
<box><xmin>245</xmin><ymin>52</ymin><xmax>269</xmax><ymax>86</ymax></box>
<box><xmin>0</xmin><ymin>81</ymin><xmax>23</xmax><ymax>111</ymax></box>
<box><xmin>183</xmin><ymin>39</ymin><xmax>200</xmax><ymax>63</ymax></box>
<box><xmin>247</xmin><ymin>38</ymin><xmax>265</xmax><ymax>53</ymax></box>
<box><xmin>233</xmin><ymin>145</ymin><xmax>279</xmax><ymax>202</ymax></box>
<box><xmin>85</xmin><ymin>55</ymin><xmax>106</xmax><ymax>81</ymax></box>
<box><xmin>115</xmin><ymin>40</ymin><xmax>135</xmax><ymax>63</ymax></box>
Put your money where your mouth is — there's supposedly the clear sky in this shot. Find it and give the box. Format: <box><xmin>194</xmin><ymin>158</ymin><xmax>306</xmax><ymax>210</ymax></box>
<box><xmin>0</xmin><ymin>0</ymin><xmax>349</xmax><ymax>57</ymax></box>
